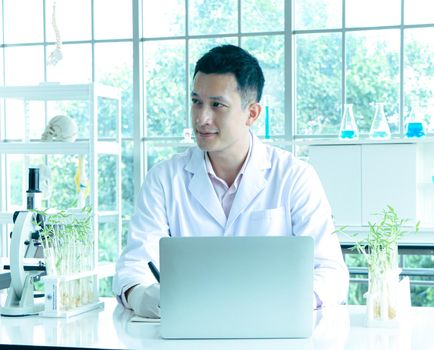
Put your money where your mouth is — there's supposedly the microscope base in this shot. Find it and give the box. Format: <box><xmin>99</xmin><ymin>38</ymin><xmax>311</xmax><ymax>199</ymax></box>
<box><xmin>1</xmin><ymin>303</ymin><xmax>44</xmax><ymax>317</ymax></box>
<box><xmin>1</xmin><ymin>272</ymin><xmax>44</xmax><ymax>317</ymax></box>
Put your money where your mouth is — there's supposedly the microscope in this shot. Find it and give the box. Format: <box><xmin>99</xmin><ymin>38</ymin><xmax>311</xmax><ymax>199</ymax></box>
<box><xmin>1</xmin><ymin>168</ymin><xmax>46</xmax><ymax>316</ymax></box>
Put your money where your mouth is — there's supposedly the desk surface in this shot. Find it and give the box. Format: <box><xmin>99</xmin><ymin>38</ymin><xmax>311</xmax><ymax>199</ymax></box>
<box><xmin>0</xmin><ymin>298</ymin><xmax>433</xmax><ymax>350</ymax></box>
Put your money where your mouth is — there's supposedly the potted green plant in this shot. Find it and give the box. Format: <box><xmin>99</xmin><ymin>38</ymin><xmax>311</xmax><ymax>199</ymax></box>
<box><xmin>349</xmin><ymin>205</ymin><xmax>419</xmax><ymax>326</ymax></box>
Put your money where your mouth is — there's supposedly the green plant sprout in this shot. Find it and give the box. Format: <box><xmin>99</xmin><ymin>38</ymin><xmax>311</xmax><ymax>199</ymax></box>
<box><xmin>32</xmin><ymin>206</ymin><xmax>93</xmax><ymax>276</ymax></box>
<box><xmin>337</xmin><ymin>205</ymin><xmax>420</xmax><ymax>321</ymax></box>
<box><xmin>32</xmin><ymin>207</ymin><xmax>98</xmax><ymax>311</ymax></box>
<box><xmin>343</xmin><ymin>205</ymin><xmax>420</xmax><ymax>269</ymax></box>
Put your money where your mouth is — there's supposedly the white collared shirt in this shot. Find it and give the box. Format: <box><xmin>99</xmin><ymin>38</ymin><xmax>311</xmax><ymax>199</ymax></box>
<box><xmin>205</xmin><ymin>134</ymin><xmax>252</xmax><ymax>218</ymax></box>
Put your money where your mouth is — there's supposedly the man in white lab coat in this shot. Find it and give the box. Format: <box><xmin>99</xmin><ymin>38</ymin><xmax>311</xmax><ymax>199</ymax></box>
<box><xmin>113</xmin><ymin>44</ymin><xmax>349</xmax><ymax>318</ymax></box>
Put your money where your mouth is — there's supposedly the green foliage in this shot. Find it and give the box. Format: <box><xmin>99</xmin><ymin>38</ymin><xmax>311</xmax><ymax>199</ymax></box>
<box><xmin>346</xmin><ymin>34</ymin><xmax>399</xmax><ymax>133</ymax></box>
<box><xmin>190</xmin><ymin>0</ymin><xmax>237</xmax><ymax>35</ymax></box>
<box><xmin>35</xmin><ymin>207</ymin><xmax>92</xmax><ymax>245</ymax></box>
<box><xmin>98</xmin><ymin>222</ymin><xmax>118</xmax><ymax>263</ymax></box>
<box><xmin>34</xmin><ymin>207</ymin><xmax>93</xmax><ymax>275</ymax></box>
<box><xmin>296</xmin><ymin>33</ymin><xmax>342</xmax><ymax>134</ymax></box>
<box><xmin>340</xmin><ymin>206</ymin><xmax>427</xmax><ymax>305</ymax></box>
<box><xmin>348</xmin><ymin>206</ymin><xmax>419</xmax><ymax>270</ymax></box>
<box><xmin>144</xmin><ymin>41</ymin><xmax>186</xmax><ymax>137</ymax></box>
<box><xmin>243</xmin><ymin>35</ymin><xmax>285</xmax><ymax>136</ymax></box>
<box><xmin>241</xmin><ymin>0</ymin><xmax>284</xmax><ymax>32</ymax></box>
<box><xmin>98</xmin><ymin>64</ymin><xmax>133</xmax><ymax>137</ymax></box>
<box><xmin>99</xmin><ymin>277</ymin><xmax>115</xmax><ymax>297</ymax></box>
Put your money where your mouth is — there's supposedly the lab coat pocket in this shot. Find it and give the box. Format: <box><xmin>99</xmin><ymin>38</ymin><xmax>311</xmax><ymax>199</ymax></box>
<box><xmin>248</xmin><ymin>207</ymin><xmax>288</xmax><ymax>236</ymax></box>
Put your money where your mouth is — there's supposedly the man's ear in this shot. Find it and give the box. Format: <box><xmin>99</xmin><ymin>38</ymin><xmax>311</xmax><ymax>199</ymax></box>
<box><xmin>246</xmin><ymin>102</ymin><xmax>262</xmax><ymax>127</ymax></box>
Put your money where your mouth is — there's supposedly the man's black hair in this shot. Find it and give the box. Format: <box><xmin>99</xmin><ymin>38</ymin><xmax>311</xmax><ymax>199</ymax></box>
<box><xmin>193</xmin><ymin>44</ymin><xmax>265</xmax><ymax>108</ymax></box>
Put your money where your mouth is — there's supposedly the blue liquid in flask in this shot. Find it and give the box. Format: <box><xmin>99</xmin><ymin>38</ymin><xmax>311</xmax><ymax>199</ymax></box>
<box><xmin>370</xmin><ymin>131</ymin><xmax>389</xmax><ymax>139</ymax></box>
<box><xmin>340</xmin><ymin>130</ymin><xmax>356</xmax><ymax>139</ymax></box>
<box><xmin>406</xmin><ymin>122</ymin><xmax>425</xmax><ymax>138</ymax></box>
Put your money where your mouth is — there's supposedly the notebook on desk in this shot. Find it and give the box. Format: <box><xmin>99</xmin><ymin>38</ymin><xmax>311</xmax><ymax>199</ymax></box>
<box><xmin>159</xmin><ymin>235</ymin><xmax>314</xmax><ymax>339</ymax></box>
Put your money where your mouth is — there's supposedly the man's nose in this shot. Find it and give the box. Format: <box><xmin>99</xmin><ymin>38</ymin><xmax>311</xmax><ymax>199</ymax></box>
<box><xmin>195</xmin><ymin>106</ymin><xmax>212</xmax><ymax>126</ymax></box>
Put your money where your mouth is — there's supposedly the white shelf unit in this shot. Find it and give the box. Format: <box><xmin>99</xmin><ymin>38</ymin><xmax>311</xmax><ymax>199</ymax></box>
<box><xmin>309</xmin><ymin>141</ymin><xmax>434</xmax><ymax>229</ymax></box>
<box><xmin>0</xmin><ymin>83</ymin><xmax>122</xmax><ymax>277</ymax></box>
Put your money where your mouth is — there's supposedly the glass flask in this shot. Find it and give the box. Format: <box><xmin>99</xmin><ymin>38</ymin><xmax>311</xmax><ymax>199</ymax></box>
<box><xmin>369</xmin><ymin>102</ymin><xmax>391</xmax><ymax>140</ymax></box>
<box><xmin>263</xmin><ymin>95</ymin><xmax>271</xmax><ymax>140</ymax></box>
<box><xmin>405</xmin><ymin>107</ymin><xmax>426</xmax><ymax>138</ymax></box>
<box><xmin>339</xmin><ymin>104</ymin><xmax>359</xmax><ymax>140</ymax></box>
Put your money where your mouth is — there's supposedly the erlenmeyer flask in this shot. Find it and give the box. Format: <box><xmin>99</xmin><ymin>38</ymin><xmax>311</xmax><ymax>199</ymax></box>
<box><xmin>339</xmin><ymin>104</ymin><xmax>359</xmax><ymax>140</ymax></box>
<box><xmin>369</xmin><ymin>103</ymin><xmax>391</xmax><ymax>140</ymax></box>
<box><xmin>405</xmin><ymin>107</ymin><xmax>426</xmax><ymax>138</ymax></box>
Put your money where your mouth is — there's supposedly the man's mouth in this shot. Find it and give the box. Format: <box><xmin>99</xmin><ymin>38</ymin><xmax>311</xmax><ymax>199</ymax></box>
<box><xmin>197</xmin><ymin>130</ymin><xmax>218</xmax><ymax>137</ymax></box>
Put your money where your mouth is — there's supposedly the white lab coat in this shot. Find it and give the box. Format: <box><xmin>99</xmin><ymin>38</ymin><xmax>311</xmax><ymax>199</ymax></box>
<box><xmin>113</xmin><ymin>133</ymin><xmax>349</xmax><ymax>307</ymax></box>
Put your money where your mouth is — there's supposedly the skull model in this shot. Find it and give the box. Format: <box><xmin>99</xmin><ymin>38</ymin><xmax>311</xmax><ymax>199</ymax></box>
<box><xmin>41</xmin><ymin>115</ymin><xmax>78</xmax><ymax>142</ymax></box>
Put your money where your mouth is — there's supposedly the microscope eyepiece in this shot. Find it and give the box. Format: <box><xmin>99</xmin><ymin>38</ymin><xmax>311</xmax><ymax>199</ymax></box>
<box><xmin>27</xmin><ymin>168</ymin><xmax>42</xmax><ymax>193</ymax></box>
<box><xmin>26</xmin><ymin>168</ymin><xmax>42</xmax><ymax>210</ymax></box>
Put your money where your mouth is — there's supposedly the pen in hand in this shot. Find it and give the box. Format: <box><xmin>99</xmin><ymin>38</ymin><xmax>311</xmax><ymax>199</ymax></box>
<box><xmin>148</xmin><ymin>261</ymin><xmax>160</xmax><ymax>283</ymax></box>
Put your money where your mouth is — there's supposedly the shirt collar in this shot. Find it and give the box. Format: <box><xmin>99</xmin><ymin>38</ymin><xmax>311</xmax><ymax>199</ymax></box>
<box><xmin>205</xmin><ymin>133</ymin><xmax>253</xmax><ymax>185</ymax></box>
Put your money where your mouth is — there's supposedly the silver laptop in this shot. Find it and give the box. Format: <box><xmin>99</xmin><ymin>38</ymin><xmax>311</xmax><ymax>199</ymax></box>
<box><xmin>159</xmin><ymin>236</ymin><xmax>314</xmax><ymax>339</ymax></box>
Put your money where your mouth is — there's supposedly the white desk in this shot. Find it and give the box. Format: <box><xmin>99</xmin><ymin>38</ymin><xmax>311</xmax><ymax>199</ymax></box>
<box><xmin>0</xmin><ymin>298</ymin><xmax>433</xmax><ymax>349</ymax></box>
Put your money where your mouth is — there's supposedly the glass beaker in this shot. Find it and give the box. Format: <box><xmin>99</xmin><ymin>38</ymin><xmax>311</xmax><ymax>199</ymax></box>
<box><xmin>339</xmin><ymin>104</ymin><xmax>359</xmax><ymax>140</ymax></box>
<box><xmin>369</xmin><ymin>103</ymin><xmax>391</xmax><ymax>140</ymax></box>
<box><xmin>405</xmin><ymin>107</ymin><xmax>426</xmax><ymax>138</ymax></box>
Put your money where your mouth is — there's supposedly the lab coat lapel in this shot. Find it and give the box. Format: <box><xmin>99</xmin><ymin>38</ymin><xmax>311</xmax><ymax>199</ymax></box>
<box><xmin>226</xmin><ymin>135</ymin><xmax>270</xmax><ymax>230</ymax></box>
<box><xmin>185</xmin><ymin>148</ymin><xmax>227</xmax><ymax>229</ymax></box>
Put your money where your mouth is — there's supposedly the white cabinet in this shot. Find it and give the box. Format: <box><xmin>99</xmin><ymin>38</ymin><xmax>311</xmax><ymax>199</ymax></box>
<box><xmin>309</xmin><ymin>145</ymin><xmax>362</xmax><ymax>225</ymax></box>
<box><xmin>0</xmin><ymin>83</ymin><xmax>122</xmax><ymax>274</ymax></box>
<box><xmin>309</xmin><ymin>141</ymin><xmax>434</xmax><ymax>228</ymax></box>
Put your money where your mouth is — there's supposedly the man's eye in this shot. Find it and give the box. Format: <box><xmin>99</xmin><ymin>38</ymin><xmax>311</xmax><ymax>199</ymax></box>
<box><xmin>212</xmin><ymin>102</ymin><xmax>224</xmax><ymax>108</ymax></box>
<box><xmin>191</xmin><ymin>98</ymin><xmax>201</xmax><ymax>104</ymax></box>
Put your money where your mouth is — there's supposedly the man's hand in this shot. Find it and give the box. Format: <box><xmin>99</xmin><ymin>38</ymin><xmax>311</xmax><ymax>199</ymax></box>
<box><xmin>126</xmin><ymin>283</ymin><xmax>160</xmax><ymax>318</ymax></box>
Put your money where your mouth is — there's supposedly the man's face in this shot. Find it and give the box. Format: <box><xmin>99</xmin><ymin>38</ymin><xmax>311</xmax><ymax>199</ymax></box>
<box><xmin>191</xmin><ymin>72</ymin><xmax>259</xmax><ymax>156</ymax></box>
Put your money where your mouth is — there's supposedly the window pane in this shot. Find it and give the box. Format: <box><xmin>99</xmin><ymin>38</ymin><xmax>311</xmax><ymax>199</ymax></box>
<box><xmin>2</xmin><ymin>98</ymin><xmax>45</xmax><ymax>143</ymax></box>
<box><xmin>0</xmin><ymin>48</ymin><xmax>3</xmax><ymax>86</ymax></box>
<box><xmin>5</xmin><ymin>155</ymin><xmax>24</xmax><ymax>210</ymax></box>
<box><xmin>95</xmin><ymin>42</ymin><xmax>133</xmax><ymax>138</ymax></box>
<box><xmin>94</xmin><ymin>0</ymin><xmax>132</xmax><ymax>39</ymax></box>
<box><xmin>4</xmin><ymin>100</ymin><xmax>25</xmax><ymax>140</ymax></box>
<box><xmin>0</xmin><ymin>4</ymin><xmax>3</xmax><ymax>42</ymax></box>
<box><xmin>189</xmin><ymin>0</ymin><xmax>237</xmax><ymax>35</ymax></box>
<box><xmin>122</xmin><ymin>140</ymin><xmax>134</xmax><ymax>218</ymax></box>
<box><xmin>346</xmin><ymin>30</ymin><xmax>400</xmax><ymax>134</ymax></box>
<box><xmin>241</xmin><ymin>0</ymin><xmax>284</xmax><ymax>33</ymax></box>
<box><xmin>294</xmin><ymin>0</ymin><xmax>341</xmax><ymax>30</ymax></box>
<box><xmin>143</xmin><ymin>0</ymin><xmax>185</xmax><ymax>37</ymax></box>
<box><xmin>99</xmin><ymin>276</ymin><xmax>114</xmax><ymax>297</ymax></box>
<box><xmin>121</xmin><ymin>221</ymin><xmax>129</xmax><ymax>249</ymax></box>
<box><xmin>346</xmin><ymin>0</ymin><xmax>400</xmax><ymax>28</ymax></box>
<box><xmin>4</xmin><ymin>46</ymin><xmax>44</xmax><ymax>85</ymax></box>
<box><xmin>98</xmin><ymin>155</ymin><xmax>117</xmax><ymax>211</ymax></box>
<box><xmin>405</xmin><ymin>0</ymin><xmax>434</xmax><ymax>25</ymax></box>
<box><xmin>404</xmin><ymin>28</ymin><xmax>434</xmax><ymax>132</ymax></box>
<box><xmin>98</xmin><ymin>222</ymin><xmax>118</xmax><ymax>263</ymax></box>
<box><xmin>46</xmin><ymin>44</ymin><xmax>92</xmax><ymax>84</ymax></box>
<box><xmin>3</xmin><ymin>0</ymin><xmax>43</xmax><ymax>43</ymax></box>
<box><xmin>47</xmin><ymin>154</ymin><xmax>78</xmax><ymax>209</ymax></box>
<box><xmin>242</xmin><ymin>36</ymin><xmax>285</xmax><ymax>137</ymax></box>
<box><xmin>97</xmin><ymin>97</ymin><xmax>118</xmax><ymax>139</ymax></box>
<box><xmin>295</xmin><ymin>33</ymin><xmax>342</xmax><ymax>135</ymax></box>
<box><xmin>45</xmin><ymin>0</ymin><xmax>91</xmax><ymax>42</ymax></box>
<box><xmin>146</xmin><ymin>142</ymin><xmax>193</xmax><ymax>170</ymax></box>
<box><xmin>144</xmin><ymin>40</ymin><xmax>186</xmax><ymax>137</ymax></box>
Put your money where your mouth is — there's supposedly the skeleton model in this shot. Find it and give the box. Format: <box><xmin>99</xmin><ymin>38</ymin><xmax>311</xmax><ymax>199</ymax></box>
<box><xmin>41</xmin><ymin>115</ymin><xmax>78</xmax><ymax>142</ymax></box>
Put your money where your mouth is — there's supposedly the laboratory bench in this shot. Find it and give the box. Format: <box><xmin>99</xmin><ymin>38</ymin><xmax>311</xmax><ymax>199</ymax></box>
<box><xmin>1</xmin><ymin>297</ymin><xmax>434</xmax><ymax>349</ymax></box>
